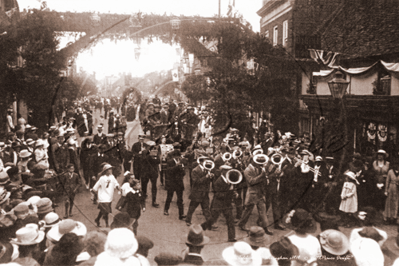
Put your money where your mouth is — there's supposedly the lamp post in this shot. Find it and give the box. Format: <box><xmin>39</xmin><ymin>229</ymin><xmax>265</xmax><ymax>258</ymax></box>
<box><xmin>327</xmin><ymin>70</ymin><xmax>350</xmax><ymax>170</ymax></box>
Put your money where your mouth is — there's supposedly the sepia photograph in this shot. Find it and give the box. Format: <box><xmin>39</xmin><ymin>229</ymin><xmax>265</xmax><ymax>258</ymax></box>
<box><xmin>0</xmin><ymin>0</ymin><xmax>397</xmax><ymax>265</ymax></box>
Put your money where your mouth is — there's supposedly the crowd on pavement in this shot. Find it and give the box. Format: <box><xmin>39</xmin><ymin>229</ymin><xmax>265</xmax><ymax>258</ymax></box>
<box><xmin>2</xmin><ymin>91</ymin><xmax>399</xmax><ymax>266</ymax></box>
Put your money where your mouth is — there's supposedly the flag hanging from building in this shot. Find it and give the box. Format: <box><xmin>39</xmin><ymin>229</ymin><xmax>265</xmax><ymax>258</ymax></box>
<box><xmin>309</xmin><ymin>49</ymin><xmax>339</xmax><ymax>68</ymax></box>
<box><xmin>172</xmin><ymin>69</ymin><xmax>179</xmax><ymax>82</ymax></box>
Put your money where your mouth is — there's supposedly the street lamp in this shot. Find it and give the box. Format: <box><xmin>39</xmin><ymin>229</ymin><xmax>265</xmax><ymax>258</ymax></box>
<box><xmin>328</xmin><ymin>71</ymin><xmax>349</xmax><ymax>99</ymax></box>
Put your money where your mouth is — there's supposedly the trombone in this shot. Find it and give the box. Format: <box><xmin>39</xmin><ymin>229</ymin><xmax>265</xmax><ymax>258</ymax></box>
<box><xmin>293</xmin><ymin>157</ymin><xmax>321</xmax><ymax>176</ymax></box>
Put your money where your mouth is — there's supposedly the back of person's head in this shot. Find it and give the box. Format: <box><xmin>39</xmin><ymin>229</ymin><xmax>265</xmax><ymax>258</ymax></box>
<box><xmin>84</xmin><ymin>231</ymin><xmax>107</xmax><ymax>257</ymax></box>
<box><xmin>52</xmin><ymin>232</ymin><xmax>84</xmax><ymax>266</ymax></box>
<box><xmin>136</xmin><ymin>235</ymin><xmax>154</xmax><ymax>258</ymax></box>
<box><xmin>351</xmin><ymin>238</ymin><xmax>384</xmax><ymax>266</ymax></box>
<box><xmin>358</xmin><ymin>227</ymin><xmax>383</xmax><ymax>243</ymax></box>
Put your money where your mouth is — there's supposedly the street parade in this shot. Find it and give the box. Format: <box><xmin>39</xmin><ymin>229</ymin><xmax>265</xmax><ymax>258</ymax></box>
<box><xmin>1</xmin><ymin>0</ymin><xmax>399</xmax><ymax>266</ymax></box>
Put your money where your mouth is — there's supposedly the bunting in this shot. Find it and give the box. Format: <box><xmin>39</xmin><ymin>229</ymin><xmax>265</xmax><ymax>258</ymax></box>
<box><xmin>309</xmin><ymin>49</ymin><xmax>339</xmax><ymax>68</ymax></box>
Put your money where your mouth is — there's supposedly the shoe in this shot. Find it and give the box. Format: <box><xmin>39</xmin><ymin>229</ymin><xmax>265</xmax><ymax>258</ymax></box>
<box><xmin>95</xmin><ymin>219</ymin><xmax>100</xmax><ymax>227</ymax></box>
<box><xmin>179</xmin><ymin>215</ymin><xmax>187</xmax><ymax>220</ymax></box>
<box><xmin>186</xmin><ymin>222</ymin><xmax>192</xmax><ymax>226</ymax></box>
<box><xmin>238</xmin><ymin>225</ymin><xmax>249</xmax><ymax>231</ymax></box>
<box><xmin>211</xmin><ymin>225</ymin><xmax>218</xmax><ymax>231</ymax></box>
<box><xmin>93</xmin><ymin>201</ymin><xmax>97</xmax><ymax>205</ymax></box>
<box><xmin>69</xmin><ymin>213</ymin><xmax>73</xmax><ymax>217</ymax></box>
<box><xmin>228</xmin><ymin>238</ymin><xmax>237</xmax><ymax>242</ymax></box>
<box><xmin>152</xmin><ymin>203</ymin><xmax>160</xmax><ymax>208</ymax></box>
<box><xmin>164</xmin><ymin>211</ymin><xmax>169</xmax><ymax>216</ymax></box>
<box><xmin>64</xmin><ymin>215</ymin><xmax>69</xmax><ymax>219</ymax></box>
<box><xmin>274</xmin><ymin>224</ymin><xmax>286</xmax><ymax>230</ymax></box>
<box><xmin>264</xmin><ymin>228</ymin><xmax>274</xmax><ymax>235</ymax></box>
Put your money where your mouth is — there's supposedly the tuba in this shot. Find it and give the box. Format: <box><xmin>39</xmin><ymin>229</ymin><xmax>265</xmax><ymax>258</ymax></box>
<box><xmin>233</xmin><ymin>150</ymin><xmax>243</xmax><ymax>160</ymax></box>
<box><xmin>253</xmin><ymin>154</ymin><xmax>269</xmax><ymax>166</ymax></box>
<box><xmin>222</xmin><ymin>152</ymin><xmax>232</xmax><ymax>162</ymax></box>
<box><xmin>226</xmin><ymin>169</ymin><xmax>243</xmax><ymax>184</ymax></box>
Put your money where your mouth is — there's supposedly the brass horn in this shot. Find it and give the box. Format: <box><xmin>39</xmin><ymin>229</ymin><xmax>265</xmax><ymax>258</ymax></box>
<box><xmin>252</xmin><ymin>149</ymin><xmax>264</xmax><ymax>156</ymax></box>
<box><xmin>226</xmin><ymin>169</ymin><xmax>243</xmax><ymax>185</ymax></box>
<box><xmin>203</xmin><ymin>160</ymin><xmax>215</xmax><ymax>172</ymax></box>
<box><xmin>233</xmin><ymin>150</ymin><xmax>243</xmax><ymax>160</ymax></box>
<box><xmin>253</xmin><ymin>154</ymin><xmax>269</xmax><ymax>165</ymax></box>
<box><xmin>222</xmin><ymin>152</ymin><xmax>232</xmax><ymax>162</ymax></box>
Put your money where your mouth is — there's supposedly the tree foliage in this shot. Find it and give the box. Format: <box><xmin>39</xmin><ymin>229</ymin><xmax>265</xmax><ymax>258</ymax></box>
<box><xmin>0</xmin><ymin>8</ymin><xmax>66</xmax><ymax>129</ymax></box>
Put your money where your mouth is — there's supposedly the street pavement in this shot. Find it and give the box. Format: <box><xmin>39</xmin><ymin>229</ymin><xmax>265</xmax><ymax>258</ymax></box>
<box><xmin>58</xmin><ymin>107</ymin><xmax>399</xmax><ymax>265</ymax></box>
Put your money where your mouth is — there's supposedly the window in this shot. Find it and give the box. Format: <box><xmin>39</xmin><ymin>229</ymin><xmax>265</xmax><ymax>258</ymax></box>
<box><xmin>283</xmin><ymin>20</ymin><xmax>288</xmax><ymax>47</ymax></box>
<box><xmin>265</xmin><ymin>30</ymin><xmax>269</xmax><ymax>38</ymax></box>
<box><xmin>273</xmin><ymin>26</ymin><xmax>278</xmax><ymax>46</ymax></box>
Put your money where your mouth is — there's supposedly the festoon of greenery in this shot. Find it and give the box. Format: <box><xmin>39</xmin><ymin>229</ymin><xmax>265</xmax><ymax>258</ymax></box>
<box><xmin>0</xmin><ymin>8</ymin><xmax>66</xmax><ymax>130</ymax></box>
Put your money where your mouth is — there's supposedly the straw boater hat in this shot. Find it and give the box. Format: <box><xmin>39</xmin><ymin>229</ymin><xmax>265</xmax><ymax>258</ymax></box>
<box><xmin>319</xmin><ymin>229</ymin><xmax>350</xmax><ymax>256</ymax></box>
<box><xmin>10</xmin><ymin>224</ymin><xmax>45</xmax><ymax>246</ymax></box>
<box><xmin>377</xmin><ymin>149</ymin><xmax>388</xmax><ymax>158</ymax></box>
<box><xmin>19</xmin><ymin>150</ymin><xmax>32</xmax><ymax>159</ymax></box>
<box><xmin>42</xmin><ymin>212</ymin><xmax>61</xmax><ymax>228</ymax></box>
<box><xmin>47</xmin><ymin>219</ymin><xmax>87</xmax><ymax>242</ymax></box>
<box><xmin>222</xmin><ymin>241</ymin><xmax>262</xmax><ymax>266</ymax></box>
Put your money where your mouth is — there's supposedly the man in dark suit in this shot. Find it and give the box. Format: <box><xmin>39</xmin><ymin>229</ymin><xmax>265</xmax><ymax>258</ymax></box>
<box><xmin>131</xmin><ymin>134</ymin><xmax>147</xmax><ymax>180</ymax></box>
<box><xmin>237</xmin><ymin>156</ymin><xmax>273</xmax><ymax>235</ymax></box>
<box><xmin>185</xmin><ymin>156</ymin><xmax>213</xmax><ymax>226</ymax></box>
<box><xmin>87</xmin><ymin>110</ymin><xmax>93</xmax><ymax>135</ymax></box>
<box><xmin>182</xmin><ymin>224</ymin><xmax>209</xmax><ymax>265</ymax></box>
<box><xmin>93</xmin><ymin>124</ymin><xmax>107</xmax><ymax>145</ymax></box>
<box><xmin>160</xmin><ymin>103</ymin><xmax>170</xmax><ymax>125</ymax></box>
<box><xmin>108</xmin><ymin>111</ymin><xmax>115</xmax><ymax>134</ymax></box>
<box><xmin>201</xmin><ymin>165</ymin><xmax>236</xmax><ymax>242</ymax></box>
<box><xmin>164</xmin><ymin>149</ymin><xmax>186</xmax><ymax>220</ymax></box>
<box><xmin>59</xmin><ymin>164</ymin><xmax>81</xmax><ymax>218</ymax></box>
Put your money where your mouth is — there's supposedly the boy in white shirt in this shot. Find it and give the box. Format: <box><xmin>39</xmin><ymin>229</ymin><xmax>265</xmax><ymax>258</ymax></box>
<box><xmin>93</xmin><ymin>164</ymin><xmax>120</xmax><ymax>227</ymax></box>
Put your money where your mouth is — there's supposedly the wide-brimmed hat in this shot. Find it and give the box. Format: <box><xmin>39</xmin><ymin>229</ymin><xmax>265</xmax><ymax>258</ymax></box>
<box><xmin>222</xmin><ymin>241</ymin><xmax>262</xmax><ymax>266</ymax></box>
<box><xmin>0</xmin><ymin>187</ymin><xmax>11</xmax><ymax>205</ymax></box>
<box><xmin>0</xmin><ymin>174</ymin><xmax>10</xmax><ymax>186</ymax></box>
<box><xmin>377</xmin><ymin>149</ymin><xmax>388</xmax><ymax>158</ymax></box>
<box><xmin>42</xmin><ymin>212</ymin><xmax>61</xmax><ymax>228</ymax></box>
<box><xmin>186</xmin><ymin>224</ymin><xmax>209</xmax><ymax>246</ymax></box>
<box><xmin>315</xmin><ymin>156</ymin><xmax>323</xmax><ymax>162</ymax></box>
<box><xmin>13</xmin><ymin>203</ymin><xmax>29</xmax><ymax>215</ymax></box>
<box><xmin>10</xmin><ymin>225</ymin><xmax>45</xmax><ymax>246</ymax></box>
<box><xmin>319</xmin><ymin>229</ymin><xmax>349</xmax><ymax>256</ymax></box>
<box><xmin>19</xmin><ymin>149</ymin><xmax>32</xmax><ymax>158</ymax></box>
<box><xmin>105</xmin><ymin>228</ymin><xmax>138</xmax><ymax>259</ymax></box>
<box><xmin>100</xmin><ymin>164</ymin><xmax>113</xmax><ymax>174</ymax></box>
<box><xmin>35</xmin><ymin>139</ymin><xmax>44</xmax><ymax>147</ymax></box>
<box><xmin>36</xmin><ymin>197</ymin><xmax>53</xmax><ymax>214</ymax></box>
<box><xmin>26</xmin><ymin>139</ymin><xmax>35</xmax><ymax>146</ymax></box>
<box><xmin>27</xmin><ymin>196</ymin><xmax>41</xmax><ymax>207</ymax></box>
<box><xmin>345</xmin><ymin>171</ymin><xmax>360</xmax><ymax>184</ymax></box>
<box><xmin>244</xmin><ymin>226</ymin><xmax>269</xmax><ymax>248</ymax></box>
<box><xmin>290</xmin><ymin>208</ymin><xmax>317</xmax><ymax>234</ymax></box>
<box><xmin>47</xmin><ymin>219</ymin><xmax>87</xmax><ymax>242</ymax></box>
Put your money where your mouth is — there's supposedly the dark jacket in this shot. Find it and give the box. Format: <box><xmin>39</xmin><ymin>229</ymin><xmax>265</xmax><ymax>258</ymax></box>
<box><xmin>59</xmin><ymin>172</ymin><xmax>81</xmax><ymax>195</ymax></box>
<box><xmin>165</xmin><ymin>156</ymin><xmax>185</xmax><ymax>191</ymax></box>
<box><xmin>124</xmin><ymin>189</ymin><xmax>145</xmax><ymax>219</ymax></box>
<box><xmin>244</xmin><ymin>163</ymin><xmax>267</xmax><ymax>205</ymax></box>
<box><xmin>93</xmin><ymin>133</ymin><xmax>106</xmax><ymax>145</ymax></box>
<box><xmin>189</xmin><ymin>165</ymin><xmax>211</xmax><ymax>202</ymax></box>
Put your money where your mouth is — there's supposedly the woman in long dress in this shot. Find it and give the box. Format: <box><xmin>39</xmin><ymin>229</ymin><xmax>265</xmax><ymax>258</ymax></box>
<box><xmin>372</xmin><ymin>149</ymin><xmax>390</xmax><ymax>211</ymax></box>
<box><xmin>384</xmin><ymin>163</ymin><xmax>399</xmax><ymax>224</ymax></box>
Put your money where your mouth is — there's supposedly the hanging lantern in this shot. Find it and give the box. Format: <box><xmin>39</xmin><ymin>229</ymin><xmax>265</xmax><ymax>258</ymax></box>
<box><xmin>328</xmin><ymin>71</ymin><xmax>349</xmax><ymax>99</ymax></box>
<box><xmin>170</xmin><ymin>18</ymin><xmax>181</xmax><ymax>30</ymax></box>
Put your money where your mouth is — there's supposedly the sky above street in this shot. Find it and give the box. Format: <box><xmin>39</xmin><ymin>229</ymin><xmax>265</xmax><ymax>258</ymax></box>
<box><xmin>17</xmin><ymin>0</ymin><xmax>263</xmax><ymax>80</ymax></box>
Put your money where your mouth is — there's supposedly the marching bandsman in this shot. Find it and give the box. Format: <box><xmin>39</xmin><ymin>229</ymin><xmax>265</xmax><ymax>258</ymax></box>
<box><xmin>237</xmin><ymin>154</ymin><xmax>273</xmax><ymax>235</ymax></box>
<box><xmin>108</xmin><ymin>111</ymin><xmax>115</xmax><ymax>134</ymax></box>
<box><xmin>93</xmin><ymin>124</ymin><xmax>106</xmax><ymax>145</ymax></box>
<box><xmin>201</xmin><ymin>165</ymin><xmax>237</xmax><ymax>242</ymax></box>
<box><xmin>185</xmin><ymin>156</ymin><xmax>213</xmax><ymax>226</ymax></box>
<box><xmin>131</xmin><ymin>134</ymin><xmax>147</xmax><ymax>180</ymax></box>
<box><xmin>163</xmin><ymin>146</ymin><xmax>186</xmax><ymax>220</ymax></box>
<box><xmin>160</xmin><ymin>103</ymin><xmax>170</xmax><ymax>125</ymax></box>
<box><xmin>181</xmin><ymin>106</ymin><xmax>199</xmax><ymax>142</ymax></box>
<box><xmin>80</xmin><ymin>136</ymin><xmax>98</xmax><ymax>188</ymax></box>
<box><xmin>140</xmin><ymin>145</ymin><xmax>160</xmax><ymax>208</ymax></box>
<box><xmin>320</xmin><ymin>156</ymin><xmax>340</xmax><ymax>214</ymax></box>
